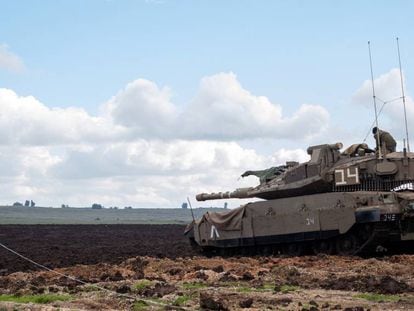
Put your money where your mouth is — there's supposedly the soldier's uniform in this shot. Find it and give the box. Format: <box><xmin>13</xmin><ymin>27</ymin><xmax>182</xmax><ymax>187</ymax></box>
<box><xmin>373</xmin><ymin>127</ymin><xmax>396</xmax><ymax>153</ymax></box>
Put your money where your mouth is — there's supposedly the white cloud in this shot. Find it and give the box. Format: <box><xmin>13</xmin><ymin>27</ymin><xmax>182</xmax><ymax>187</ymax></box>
<box><xmin>0</xmin><ymin>44</ymin><xmax>25</xmax><ymax>73</ymax></box>
<box><xmin>0</xmin><ymin>88</ymin><xmax>126</xmax><ymax>145</ymax></box>
<box><xmin>0</xmin><ymin>73</ymin><xmax>331</xmax><ymax>207</ymax></box>
<box><xmin>104</xmin><ymin>79</ymin><xmax>177</xmax><ymax>137</ymax></box>
<box><xmin>104</xmin><ymin>72</ymin><xmax>330</xmax><ymax>141</ymax></box>
<box><xmin>352</xmin><ymin>68</ymin><xmax>414</xmax><ymax>143</ymax></box>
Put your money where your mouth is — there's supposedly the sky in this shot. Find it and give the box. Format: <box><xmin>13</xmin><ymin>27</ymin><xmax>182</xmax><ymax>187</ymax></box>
<box><xmin>1</xmin><ymin>0</ymin><xmax>414</xmax><ymax>208</ymax></box>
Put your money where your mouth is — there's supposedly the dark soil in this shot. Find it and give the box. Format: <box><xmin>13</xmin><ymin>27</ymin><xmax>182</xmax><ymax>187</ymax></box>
<box><xmin>0</xmin><ymin>224</ymin><xmax>195</xmax><ymax>274</ymax></box>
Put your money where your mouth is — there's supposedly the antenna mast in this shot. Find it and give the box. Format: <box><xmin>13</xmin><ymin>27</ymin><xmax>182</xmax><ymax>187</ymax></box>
<box><xmin>368</xmin><ymin>41</ymin><xmax>382</xmax><ymax>159</ymax></box>
<box><xmin>396</xmin><ymin>37</ymin><xmax>410</xmax><ymax>152</ymax></box>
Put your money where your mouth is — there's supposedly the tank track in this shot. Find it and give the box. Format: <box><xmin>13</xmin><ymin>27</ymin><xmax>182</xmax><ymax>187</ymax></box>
<box><xmin>193</xmin><ymin>222</ymin><xmax>402</xmax><ymax>257</ymax></box>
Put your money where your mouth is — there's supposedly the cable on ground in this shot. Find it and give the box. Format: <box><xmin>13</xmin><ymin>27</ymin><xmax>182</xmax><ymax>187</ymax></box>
<box><xmin>0</xmin><ymin>241</ymin><xmax>191</xmax><ymax>310</ymax></box>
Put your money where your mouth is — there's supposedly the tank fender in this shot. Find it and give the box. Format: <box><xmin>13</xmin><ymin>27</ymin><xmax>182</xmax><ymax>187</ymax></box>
<box><xmin>355</xmin><ymin>209</ymin><xmax>381</xmax><ymax>223</ymax></box>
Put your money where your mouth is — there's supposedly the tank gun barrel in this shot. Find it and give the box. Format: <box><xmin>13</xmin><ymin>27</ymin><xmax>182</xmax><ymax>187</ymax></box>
<box><xmin>196</xmin><ymin>187</ymin><xmax>252</xmax><ymax>201</ymax></box>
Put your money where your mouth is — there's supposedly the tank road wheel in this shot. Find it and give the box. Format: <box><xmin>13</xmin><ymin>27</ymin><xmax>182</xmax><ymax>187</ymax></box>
<box><xmin>311</xmin><ymin>239</ymin><xmax>334</xmax><ymax>255</ymax></box>
<box><xmin>336</xmin><ymin>234</ymin><xmax>359</xmax><ymax>256</ymax></box>
<box><xmin>283</xmin><ymin>243</ymin><xmax>304</xmax><ymax>256</ymax></box>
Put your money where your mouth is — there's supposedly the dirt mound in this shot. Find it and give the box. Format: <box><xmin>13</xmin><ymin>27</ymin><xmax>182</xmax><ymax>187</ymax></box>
<box><xmin>320</xmin><ymin>274</ymin><xmax>411</xmax><ymax>294</ymax></box>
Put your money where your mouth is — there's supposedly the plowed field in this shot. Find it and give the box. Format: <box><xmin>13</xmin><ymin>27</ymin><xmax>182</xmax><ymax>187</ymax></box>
<box><xmin>0</xmin><ymin>225</ymin><xmax>413</xmax><ymax>310</ymax></box>
<box><xmin>0</xmin><ymin>225</ymin><xmax>195</xmax><ymax>274</ymax></box>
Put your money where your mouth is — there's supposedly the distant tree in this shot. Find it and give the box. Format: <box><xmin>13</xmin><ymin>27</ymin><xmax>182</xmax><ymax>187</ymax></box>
<box><xmin>24</xmin><ymin>200</ymin><xmax>30</xmax><ymax>207</ymax></box>
<box><xmin>224</xmin><ymin>202</ymin><xmax>228</xmax><ymax>209</ymax></box>
<box><xmin>13</xmin><ymin>202</ymin><xmax>23</xmax><ymax>207</ymax></box>
<box><xmin>181</xmin><ymin>202</ymin><xmax>188</xmax><ymax>209</ymax></box>
<box><xmin>30</xmin><ymin>200</ymin><xmax>36</xmax><ymax>207</ymax></box>
<box><xmin>61</xmin><ymin>204</ymin><xmax>69</xmax><ymax>208</ymax></box>
<box><xmin>124</xmin><ymin>206</ymin><xmax>132</xmax><ymax>210</ymax></box>
<box><xmin>91</xmin><ymin>203</ymin><xmax>103</xmax><ymax>209</ymax></box>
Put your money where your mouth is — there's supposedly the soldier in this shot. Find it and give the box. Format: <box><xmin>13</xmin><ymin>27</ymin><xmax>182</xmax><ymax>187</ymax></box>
<box><xmin>372</xmin><ymin>127</ymin><xmax>396</xmax><ymax>153</ymax></box>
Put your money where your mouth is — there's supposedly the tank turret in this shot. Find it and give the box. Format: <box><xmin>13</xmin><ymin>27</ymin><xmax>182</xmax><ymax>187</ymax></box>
<box><xmin>196</xmin><ymin>142</ymin><xmax>414</xmax><ymax>202</ymax></box>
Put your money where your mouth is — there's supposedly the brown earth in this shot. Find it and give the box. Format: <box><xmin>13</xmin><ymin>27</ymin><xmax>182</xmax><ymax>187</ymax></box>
<box><xmin>0</xmin><ymin>225</ymin><xmax>195</xmax><ymax>275</ymax></box>
<box><xmin>0</xmin><ymin>225</ymin><xmax>413</xmax><ymax>310</ymax></box>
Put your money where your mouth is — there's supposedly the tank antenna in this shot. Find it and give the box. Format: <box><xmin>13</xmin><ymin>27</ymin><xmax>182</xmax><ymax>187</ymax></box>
<box><xmin>187</xmin><ymin>197</ymin><xmax>196</xmax><ymax>222</ymax></box>
<box><xmin>396</xmin><ymin>37</ymin><xmax>410</xmax><ymax>152</ymax></box>
<box><xmin>368</xmin><ymin>41</ymin><xmax>382</xmax><ymax>159</ymax></box>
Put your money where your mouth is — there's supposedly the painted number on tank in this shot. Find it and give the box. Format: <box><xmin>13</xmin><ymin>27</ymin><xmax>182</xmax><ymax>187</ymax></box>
<box><xmin>335</xmin><ymin>167</ymin><xmax>360</xmax><ymax>186</ymax></box>
<box><xmin>306</xmin><ymin>217</ymin><xmax>315</xmax><ymax>225</ymax></box>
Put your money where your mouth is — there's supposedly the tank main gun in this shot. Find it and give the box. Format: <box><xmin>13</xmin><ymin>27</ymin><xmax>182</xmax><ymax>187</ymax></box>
<box><xmin>196</xmin><ymin>187</ymin><xmax>252</xmax><ymax>201</ymax></box>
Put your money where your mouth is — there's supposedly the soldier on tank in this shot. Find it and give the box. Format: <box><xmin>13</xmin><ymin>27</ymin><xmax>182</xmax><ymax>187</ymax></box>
<box><xmin>372</xmin><ymin>127</ymin><xmax>396</xmax><ymax>153</ymax></box>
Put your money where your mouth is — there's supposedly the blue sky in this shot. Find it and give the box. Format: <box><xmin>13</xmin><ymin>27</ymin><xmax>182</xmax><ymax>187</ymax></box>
<box><xmin>1</xmin><ymin>1</ymin><xmax>414</xmax><ymax>207</ymax></box>
<box><xmin>2</xmin><ymin>0</ymin><xmax>413</xmax><ymax>113</ymax></box>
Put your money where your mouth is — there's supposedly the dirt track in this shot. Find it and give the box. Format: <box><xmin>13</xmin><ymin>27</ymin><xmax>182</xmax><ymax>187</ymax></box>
<box><xmin>0</xmin><ymin>225</ymin><xmax>195</xmax><ymax>274</ymax></box>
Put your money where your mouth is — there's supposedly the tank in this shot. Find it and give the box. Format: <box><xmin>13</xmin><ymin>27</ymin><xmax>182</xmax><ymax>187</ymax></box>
<box><xmin>184</xmin><ymin>142</ymin><xmax>414</xmax><ymax>255</ymax></box>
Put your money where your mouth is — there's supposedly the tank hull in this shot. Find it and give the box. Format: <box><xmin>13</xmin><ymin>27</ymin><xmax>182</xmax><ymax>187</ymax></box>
<box><xmin>186</xmin><ymin>191</ymin><xmax>414</xmax><ymax>256</ymax></box>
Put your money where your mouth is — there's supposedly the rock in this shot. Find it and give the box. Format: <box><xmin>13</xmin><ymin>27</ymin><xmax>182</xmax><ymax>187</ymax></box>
<box><xmin>274</xmin><ymin>297</ymin><xmax>292</xmax><ymax>306</ymax></box>
<box><xmin>241</xmin><ymin>272</ymin><xmax>254</xmax><ymax>281</ymax></box>
<box><xmin>218</xmin><ymin>272</ymin><xmax>237</xmax><ymax>282</ymax></box>
<box><xmin>116</xmin><ymin>284</ymin><xmax>130</xmax><ymax>294</ymax></box>
<box><xmin>199</xmin><ymin>292</ymin><xmax>228</xmax><ymax>311</ymax></box>
<box><xmin>168</xmin><ymin>267</ymin><xmax>183</xmax><ymax>276</ymax></box>
<box><xmin>48</xmin><ymin>286</ymin><xmax>59</xmax><ymax>293</ymax></box>
<box><xmin>212</xmin><ymin>265</ymin><xmax>224</xmax><ymax>273</ymax></box>
<box><xmin>109</xmin><ymin>271</ymin><xmax>124</xmax><ymax>281</ymax></box>
<box><xmin>142</xmin><ymin>282</ymin><xmax>176</xmax><ymax>298</ymax></box>
<box><xmin>309</xmin><ymin>300</ymin><xmax>319</xmax><ymax>307</ymax></box>
<box><xmin>196</xmin><ymin>270</ymin><xmax>209</xmax><ymax>280</ymax></box>
<box><xmin>332</xmin><ymin>305</ymin><xmax>342</xmax><ymax>310</ymax></box>
<box><xmin>321</xmin><ymin>302</ymin><xmax>330</xmax><ymax>308</ymax></box>
<box><xmin>239</xmin><ymin>298</ymin><xmax>253</xmax><ymax>308</ymax></box>
<box><xmin>343</xmin><ymin>308</ymin><xmax>364</xmax><ymax>311</ymax></box>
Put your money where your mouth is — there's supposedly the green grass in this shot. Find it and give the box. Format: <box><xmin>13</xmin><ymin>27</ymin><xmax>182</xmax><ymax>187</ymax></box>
<box><xmin>133</xmin><ymin>279</ymin><xmax>153</xmax><ymax>291</ymax></box>
<box><xmin>173</xmin><ymin>294</ymin><xmax>192</xmax><ymax>306</ymax></box>
<box><xmin>275</xmin><ymin>285</ymin><xmax>301</xmax><ymax>293</ymax></box>
<box><xmin>133</xmin><ymin>300</ymin><xmax>149</xmax><ymax>311</ymax></box>
<box><xmin>0</xmin><ymin>294</ymin><xmax>71</xmax><ymax>304</ymax></box>
<box><xmin>354</xmin><ymin>293</ymin><xmax>400</xmax><ymax>303</ymax></box>
<box><xmin>182</xmin><ymin>282</ymin><xmax>208</xmax><ymax>290</ymax></box>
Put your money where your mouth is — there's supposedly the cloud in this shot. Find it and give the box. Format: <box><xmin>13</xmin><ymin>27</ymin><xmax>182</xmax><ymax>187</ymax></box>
<box><xmin>0</xmin><ymin>88</ymin><xmax>126</xmax><ymax>145</ymax></box>
<box><xmin>352</xmin><ymin>68</ymin><xmax>414</xmax><ymax>142</ymax></box>
<box><xmin>104</xmin><ymin>79</ymin><xmax>177</xmax><ymax>137</ymax></box>
<box><xmin>0</xmin><ymin>73</ymin><xmax>330</xmax><ymax>207</ymax></box>
<box><xmin>105</xmin><ymin>72</ymin><xmax>330</xmax><ymax>141</ymax></box>
<box><xmin>0</xmin><ymin>44</ymin><xmax>25</xmax><ymax>73</ymax></box>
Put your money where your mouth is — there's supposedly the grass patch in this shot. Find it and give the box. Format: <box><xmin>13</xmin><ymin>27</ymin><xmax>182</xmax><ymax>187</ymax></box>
<box><xmin>256</xmin><ymin>283</ymin><xmax>274</xmax><ymax>292</ymax></box>
<box><xmin>133</xmin><ymin>300</ymin><xmax>149</xmax><ymax>311</ymax></box>
<box><xmin>133</xmin><ymin>279</ymin><xmax>153</xmax><ymax>291</ymax></box>
<box><xmin>173</xmin><ymin>294</ymin><xmax>192</xmax><ymax>306</ymax></box>
<box><xmin>0</xmin><ymin>294</ymin><xmax>71</xmax><ymax>304</ymax></box>
<box><xmin>275</xmin><ymin>285</ymin><xmax>301</xmax><ymax>293</ymax></box>
<box><xmin>182</xmin><ymin>282</ymin><xmax>208</xmax><ymax>290</ymax></box>
<box><xmin>354</xmin><ymin>293</ymin><xmax>400</xmax><ymax>303</ymax></box>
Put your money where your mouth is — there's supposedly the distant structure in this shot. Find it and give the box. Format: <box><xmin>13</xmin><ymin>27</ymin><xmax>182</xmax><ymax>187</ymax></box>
<box><xmin>91</xmin><ymin>203</ymin><xmax>103</xmax><ymax>209</ymax></box>
<box><xmin>224</xmin><ymin>202</ymin><xmax>228</xmax><ymax>209</ymax></box>
<box><xmin>30</xmin><ymin>200</ymin><xmax>35</xmax><ymax>207</ymax></box>
<box><xmin>24</xmin><ymin>200</ymin><xmax>30</xmax><ymax>207</ymax></box>
<box><xmin>181</xmin><ymin>202</ymin><xmax>188</xmax><ymax>209</ymax></box>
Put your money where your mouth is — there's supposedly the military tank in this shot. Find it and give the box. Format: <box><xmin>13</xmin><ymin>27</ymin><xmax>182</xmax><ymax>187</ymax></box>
<box><xmin>184</xmin><ymin>142</ymin><xmax>414</xmax><ymax>255</ymax></box>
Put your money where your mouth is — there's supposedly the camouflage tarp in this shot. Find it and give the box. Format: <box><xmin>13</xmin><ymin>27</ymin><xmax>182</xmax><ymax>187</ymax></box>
<box><xmin>203</xmin><ymin>205</ymin><xmax>246</xmax><ymax>231</ymax></box>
